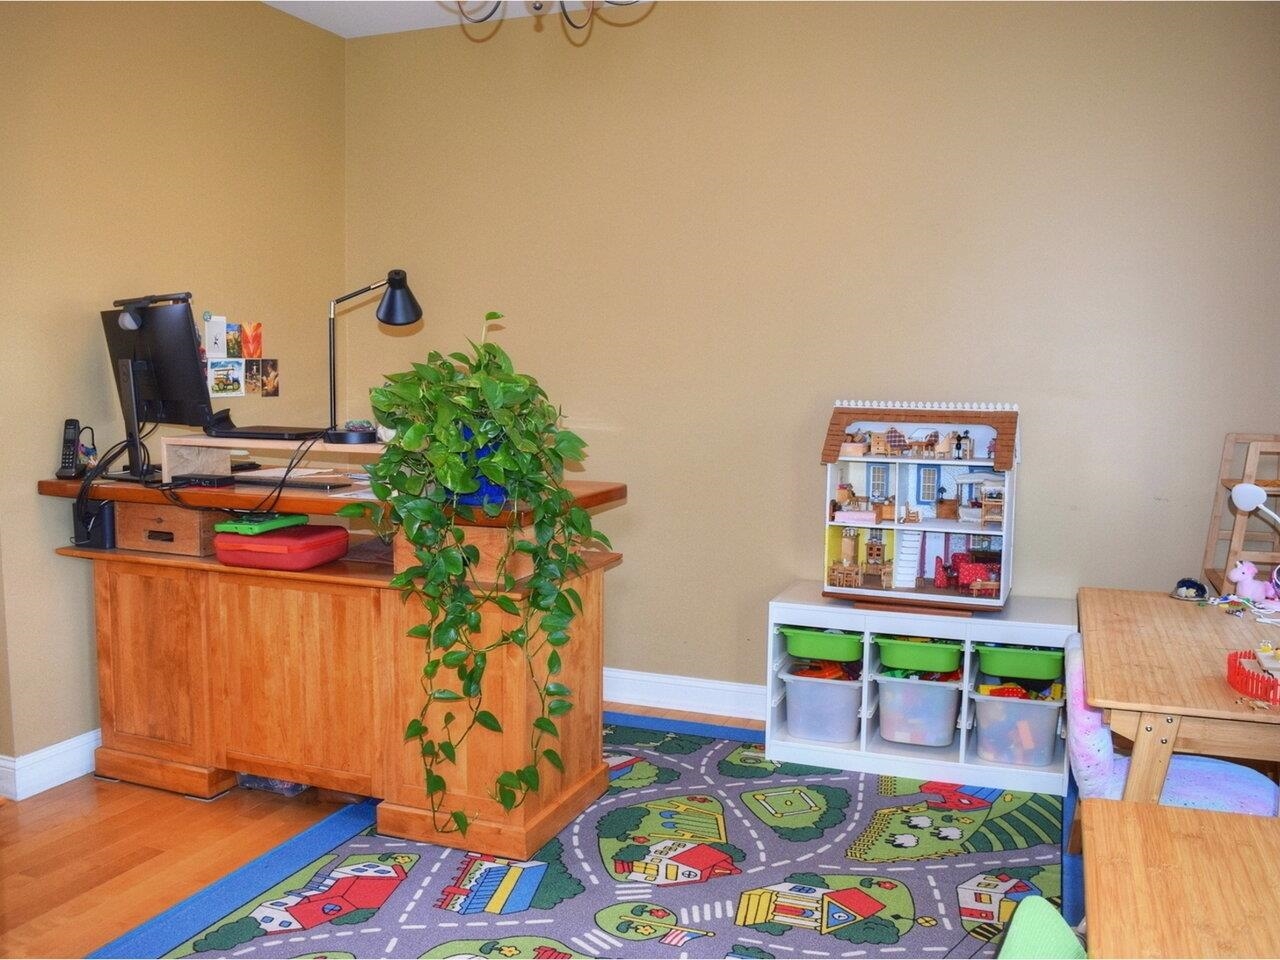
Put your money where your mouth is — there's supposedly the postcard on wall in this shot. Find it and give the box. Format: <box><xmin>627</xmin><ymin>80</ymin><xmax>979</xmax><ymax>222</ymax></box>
<box><xmin>208</xmin><ymin>358</ymin><xmax>245</xmax><ymax>398</ymax></box>
<box><xmin>261</xmin><ymin>358</ymin><xmax>279</xmax><ymax>397</ymax></box>
<box><xmin>204</xmin><ymin>316</ymin><xmax>227</xmax><ymax>359</ymax></box>
<box><xmin>244</xmin><ymin>359</ymin><xmax>262</xmax><ymax>396</ymax></box>
<box><xmin>226</xmin><ymin>323</ymin><xmax>242</xmax><ymax>358</ymax></box>
<box><xmin>241</xmin><ymin>322</ymin><xmax>263</xmax><ymax>359</ymax></box>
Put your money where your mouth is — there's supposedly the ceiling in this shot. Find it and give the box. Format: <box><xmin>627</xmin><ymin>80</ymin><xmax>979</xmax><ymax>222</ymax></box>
<box><xmin>263</xmin><ymin>1</ymin><xmax>596</xmax><ymax>39</ymax></box>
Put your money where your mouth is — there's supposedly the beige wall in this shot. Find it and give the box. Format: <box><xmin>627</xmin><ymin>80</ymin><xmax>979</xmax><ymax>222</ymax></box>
<box><xmin>3</xmin><ymin>1</ymin><xmax>1278</xmax><ymax>757</ymax></box>
<box><xmin>343</xmin><ymin>2</ymin><xmax>1280</xmax><ymax>684</ymax></box>
<box><xmin>0</xmin><ymin>1</ymin><xmax>345</xmax><ymax>754</ymax></box>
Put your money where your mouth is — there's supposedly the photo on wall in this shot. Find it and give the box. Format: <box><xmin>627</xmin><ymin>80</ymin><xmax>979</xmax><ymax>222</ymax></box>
<box><xmin>208</xmin><ymin>358</ymin><xmax>245</xmax><ymax>398</ymax></box>
<box><xmin>204</xmin><ymin>316</ymin><xmax>227</xmax><ymax>358</ymax></box>
<box><xmin>241</xmin><ymin>322</ymin><xmax>263</xmax><ymax>358</ymax></box>
<box><xmin>226</xmin><ymin>323</ymin><xmax>242</xmax><ymax>358</ymax></box>
<box><xmin>261</xmin><ymin>358</ymin><xmax>279</xmax><ymax>397</ymax></box>
<box><xmin>244</xmin><ymin>359</ymin><xmax>262</xmax><ymax>396</ymax></box>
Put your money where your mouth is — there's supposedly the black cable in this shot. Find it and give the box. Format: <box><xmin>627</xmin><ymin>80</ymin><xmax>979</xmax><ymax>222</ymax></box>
<box><xmin>558</xmin><ymin>1</ymin><xmax>592</xmax><ymax>29</ymax></box>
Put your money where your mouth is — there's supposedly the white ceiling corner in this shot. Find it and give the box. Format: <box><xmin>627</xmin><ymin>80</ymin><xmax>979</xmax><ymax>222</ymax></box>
<box><xmin>262</xmin><ymin>1</ymin><xmax>597</xmax><ymax>39</ymax></box>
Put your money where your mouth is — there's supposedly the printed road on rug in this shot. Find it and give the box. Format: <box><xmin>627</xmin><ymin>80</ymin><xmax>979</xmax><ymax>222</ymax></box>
<box><xmin>108</xmin><ymin>716</ymin><xmax>1062</xmax><ymax>960</ymax></box>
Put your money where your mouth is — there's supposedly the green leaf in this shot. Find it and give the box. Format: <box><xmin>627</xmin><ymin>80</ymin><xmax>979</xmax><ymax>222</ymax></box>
<box><xmin>400</xmin><ymin>421</ymin><xmax>429</xmax><ymax>451</ymax></box>
<box><xmin>517</xmin><ymin>765</ymin><xmax>540</xmax><ymax>792</ymax></box>
<box><xmin>544</xmin><ymin>681</ymin><xmax>571</xmax><ymax>697</ymax></box>
<box><xmin>497</xmin><ymin>771</ymin><xmax>520</xmax><ymax>789</ymax></box>
<box><xmin>493</xmin><ymin>595</ymin><xmax>521</xmax><ymax>616</ymax></box>
<box><xmin>432</xmin><ymin>689</ymin><xmax>463</xmax><ymax>702</ymax></box>
<box><xmin>484</xmin><ymin>311</ymin><xmax>504</xmax><ymax>321</ymax></box>
<box><xmin>335</xmin><ymin>503</ymin><xmax>368</xmax><ymax>518</ymax></box>
<box><xmin>439</xmin><ymin>740</ymin><xmax>456</xmax><ymax>763</ymax></box>
<box><xmin>543</xmin><ymin>748</ymin><xmax>565</xmax><ymax>772</ymax></box>
<box><xmin>404</xmin><ymin>718</ymin><xmax>424</xmax><ymax>741</ymax></box>
<box><xmin>547</xmin><ymin>698</ymin><xmax>573</xmax><ymax>717</ymax></box>
<box><xmin>475</xmin><ymin>710</ymin><xmax>502</xmax><ymax>732</ymax></box>
<box><xmin>498</xmin><ymin>785</ymin><xmax>517</xmax><ymax>811</ymax></box>
<box><xmin>450</xmin><ymin>810</ymin><xmax>470</xmax><ymax>835</ymax></box>
<box><xmin>533</xmin><ymin>716</ymin><xmax>558</xmax><ymax>736</ymax></box>
<box><xmin>546</xmin><ymin>650</ymin><xmax>562</xmax><ymax>675</ymax></box>
<box><xmin>442</xmin><ymin>649</ymin><xmax>469</xmax><ymax>668</ymax></box>
<box><xmin>426</xmin><ymin>772</ymin><xmax>447</xmax><ymax>794</ymax></box>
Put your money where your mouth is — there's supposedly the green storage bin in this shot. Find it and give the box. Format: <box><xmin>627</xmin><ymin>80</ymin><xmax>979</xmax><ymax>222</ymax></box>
<box><xmin>873</xmin><ymin>634</ymin><xmax>962</xmax><ymax>672</ymax></box>
<box><xmin>779</xmin><ymin>626</ymin><xmax>863</xmax><ymax>662</ymax></box>
<box><xmin>975</xmin><ymin>644</ymin><xmax>1064</xmax><ymax>681</ymax></box>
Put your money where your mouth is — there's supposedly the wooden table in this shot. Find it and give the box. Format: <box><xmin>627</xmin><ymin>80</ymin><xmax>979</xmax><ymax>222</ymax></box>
<box><xmin>1082</xmin><ymin>798</ymin><xmax>1280</xmax><ymax>958</ymax></box>
<box><xmin>1078</xmin><ymin>587</ymin><xmax>1280</xmax><ymax>802</ymax></box>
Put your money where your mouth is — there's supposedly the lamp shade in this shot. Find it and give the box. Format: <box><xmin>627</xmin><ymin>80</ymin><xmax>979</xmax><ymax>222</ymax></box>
<box><xmin>376</xmin><ymin>269</ymin><xmax>422</xmax><ymax>326</ymax></box>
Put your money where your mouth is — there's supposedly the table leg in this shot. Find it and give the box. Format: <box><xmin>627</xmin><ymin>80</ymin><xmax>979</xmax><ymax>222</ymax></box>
<box><xmin>1122</xmin><ymin>711</ymin><xmax>1180</xmax><ymax>802</ymax></box>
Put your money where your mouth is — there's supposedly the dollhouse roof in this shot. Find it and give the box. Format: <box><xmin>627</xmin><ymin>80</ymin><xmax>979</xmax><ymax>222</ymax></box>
<box><xmin>821</xmin><ymin>402</ymin><xmax>1019</xmax><ymax>471</ymax></box>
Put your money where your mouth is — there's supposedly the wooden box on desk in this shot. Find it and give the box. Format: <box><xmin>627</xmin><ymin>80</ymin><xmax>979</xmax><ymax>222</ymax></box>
<box><xmin>116</xmin><ymin>502</ymin><xmax>229</xmax><ymax>556</ymax></box>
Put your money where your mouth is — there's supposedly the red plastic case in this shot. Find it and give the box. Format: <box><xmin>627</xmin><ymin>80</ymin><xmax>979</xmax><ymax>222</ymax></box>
<box><xmin>213</xmin><ymin>525</ymin><xmax>349</xmax><ymax>571</ymax></box>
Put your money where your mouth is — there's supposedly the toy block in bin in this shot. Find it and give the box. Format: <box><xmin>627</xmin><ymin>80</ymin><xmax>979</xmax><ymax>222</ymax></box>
<box><xmin>781</xmin><ymin>666</ymin><xmax>862</xmax><ymax>742</ymax></box>
<box><xmin>876</xmin><ymin>673</ymin><xmax>961</xmax><ymax>747</ymax></box>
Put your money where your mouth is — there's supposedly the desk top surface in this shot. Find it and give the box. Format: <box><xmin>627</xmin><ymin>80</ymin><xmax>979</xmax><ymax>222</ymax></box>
<box><xmin>37</xmin><ymin>477</ymin><xmax>627</xmax><ymax>524</ymax></box>
<box><xmin>1081</xmin><ymin>797</ymin><xmax>1280</xmax><ymax>958</ymax></box>
<box><xmin>1078</xmin><ymin>586</ymin><xmax>1280</xmax><ymax>723</ymax></box>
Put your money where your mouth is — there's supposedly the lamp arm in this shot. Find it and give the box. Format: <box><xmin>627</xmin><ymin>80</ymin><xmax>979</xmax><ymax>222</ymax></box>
<box><xmin>329</xmin><ymin>278</ymin><xmax>391</xmax><ymax>431</ymax></box>
<box><xmin>1256</xmin><ymin>503</ymin><xmax>1280</xmax><ymax>530</ymax></box>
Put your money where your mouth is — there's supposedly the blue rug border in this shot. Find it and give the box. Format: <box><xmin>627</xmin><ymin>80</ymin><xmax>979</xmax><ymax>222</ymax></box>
<box><xmin>90</xmin><ymin>798</ymin><xmax>379</xmax><ymax>959</ymax></box>
<box><xmin>89</xmin><ymin>713</ymin><xmax>760</xmax><ymax>958</ymax></box>
<box><xmin>604</xmin><ymin>709</ymin><xmax>764</xmax><ymax>744</ymax></box>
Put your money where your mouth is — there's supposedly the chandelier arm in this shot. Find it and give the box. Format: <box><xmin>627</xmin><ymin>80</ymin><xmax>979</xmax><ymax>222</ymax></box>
<box><xmin>558</xmin><ymin>0</ymin><xmax>594</xmax><ymax>29</ymax></box>
<box><xmin>456</xmin><ymin>1</ymin><xmax>503</xmax><ymax>24</ymax></box>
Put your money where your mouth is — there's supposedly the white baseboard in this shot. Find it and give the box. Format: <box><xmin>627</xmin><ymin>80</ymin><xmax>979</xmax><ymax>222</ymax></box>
<box><xmin>0</xmin><ymin>729</ymin><xmax>101</xmax><ymax>801</ymax></box>
<box><xmin>604</xmin><ymin>667</ymin><xmax>765</xmax><ymax>722</ymax></box>
<box><xmin>0</xmin><ymin>671</ymin><xmax>758</xmax><ymax>800</ymax></box>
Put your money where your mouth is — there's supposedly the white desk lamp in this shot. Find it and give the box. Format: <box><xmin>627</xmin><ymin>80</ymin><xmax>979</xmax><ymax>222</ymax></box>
<box><xmin>1231</xmin><ymin>482</ymin><xmax>1280</xmax><ymax>528</ymax></box>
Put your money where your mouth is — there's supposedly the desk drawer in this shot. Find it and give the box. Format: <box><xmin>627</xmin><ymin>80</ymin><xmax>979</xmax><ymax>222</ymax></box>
<box><xmin>116</xmin><ymin>502</ymin><xmax>228</xmax><ymax>556</ymax></box>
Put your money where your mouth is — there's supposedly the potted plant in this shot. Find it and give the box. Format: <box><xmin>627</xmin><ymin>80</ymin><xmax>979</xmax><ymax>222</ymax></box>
<box><xmin>340</xmin><ymin>313</ymin><xmax>610</xmax><ymax>836</ymax></box>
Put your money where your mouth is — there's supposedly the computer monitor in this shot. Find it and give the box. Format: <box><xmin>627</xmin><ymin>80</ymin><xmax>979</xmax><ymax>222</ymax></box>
<box><xmin>101</xmin><ymin>295</ymin><xmax>212</xmax><ymax>480</ymax></box>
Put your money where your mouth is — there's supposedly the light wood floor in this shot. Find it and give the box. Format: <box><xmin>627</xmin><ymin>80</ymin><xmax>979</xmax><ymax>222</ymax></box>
<box><xmin>0</xmin><ymin>704</ymin><xmax>756</xmax><ymax>959</ymax></box>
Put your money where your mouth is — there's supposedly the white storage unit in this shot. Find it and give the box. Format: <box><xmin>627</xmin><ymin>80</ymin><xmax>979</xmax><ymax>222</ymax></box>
<box><xmin>766</xmin><ymin>580</ymin><xmax>1076</xmax><ymax>795</ymax></box>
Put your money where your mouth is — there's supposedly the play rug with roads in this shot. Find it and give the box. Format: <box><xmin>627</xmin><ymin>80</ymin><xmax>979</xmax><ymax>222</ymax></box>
<box><xmin>94</xmin><ymin>714</ymin><xmax>1062</xmax><ymax>960</ymax></box>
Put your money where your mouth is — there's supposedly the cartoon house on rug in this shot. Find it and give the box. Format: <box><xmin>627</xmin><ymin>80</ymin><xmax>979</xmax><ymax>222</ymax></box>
<box><xmin>435</xmin><ymin>852</ymin><xmax>549</xmax><ymax>914</ymax></box>
<box><xmin>736</xmin><ymin>881</ymin><xmax>887</xmax><ymax>933</ymax></box>
<box><xmin>250</xmin><ymin>860</ymin><xmax>408</xmax><ymax>932</ymax></box>
<box><xmin>957</xmin><ymin>872</ymin><xmax>1042</xmax><ymax>925</ymax></box>
<box><xmin>821</xmin><ymin>400</ymin><xmax>1019</xmax><ymax>610</ymax></box>
<box><xmin>614</xmin><ymin>838</ymin><xmax>740</xmax><ymax>885</ymax></box>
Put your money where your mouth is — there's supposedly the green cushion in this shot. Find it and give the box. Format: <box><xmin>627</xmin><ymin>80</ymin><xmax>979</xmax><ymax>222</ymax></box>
<box><xmin>998</xmin><ymin>896</ymin><xmax>1086</xmax><ymax>960</ymax></box>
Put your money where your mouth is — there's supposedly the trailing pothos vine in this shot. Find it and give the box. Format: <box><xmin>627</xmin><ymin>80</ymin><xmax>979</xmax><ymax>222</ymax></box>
<box><xmin>342</xmin><ymin>313</ymin><xmax>610</xmax><ymax>837</ymax></box>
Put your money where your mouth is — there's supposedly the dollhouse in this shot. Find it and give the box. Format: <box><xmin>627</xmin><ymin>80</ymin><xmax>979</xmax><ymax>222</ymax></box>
<box><xmin>820</xmin><ymin>401</ymin><xmax>1019</xmax><ymax>611</ymax></box>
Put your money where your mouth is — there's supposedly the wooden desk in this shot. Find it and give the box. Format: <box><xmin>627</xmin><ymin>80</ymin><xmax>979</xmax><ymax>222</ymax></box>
<box><xmin>1078</xmin><ymin>587</ymin><xmax>1280</xmax><ymax>802</ymax></box>
<box><xmin>40</xmin><ymin>478</ymin><xmax>626</xmax><ymax>859</ymax></box>
<box><xmin>1082</xmin><ymin>798</ymin><xmax>1280</xmax><ymax>958</ymax></box>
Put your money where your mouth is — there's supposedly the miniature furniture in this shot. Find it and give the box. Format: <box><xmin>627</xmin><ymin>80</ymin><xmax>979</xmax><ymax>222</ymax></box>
<box><xmin>820</xmin><ymin>401</ymin><xmax>1019</xmax><ymax>611</ymax></box>
<box><xmin>1065</xmin><ymin>634</ymin><xmax>1277</xmax><ymax>815</ymax></box>
<box><xmin>39</xmin><ymin>469</ymin><xmax>626</xmax><ymax>859</ymax></box>
<box><xmin>996</xmin><ymin>896</ymin><xmax>1084</xmax><ymax>960</ymax></box>
<box><xmin>766</xmin><ymin>581</ymin><xmax>1075</xmax><ymax>794</ymax></box>
<box><xmin>1202</xmin><ymin>433</ymin><xmax>1280</xmax><ymax>594</ymax></box>
<box><xmin>1082</xmin><ymin>799</ymin><xmax>1280</xmax><ymax>958</ymax></box>
<box><xmin>1078</xmin><ymin>587</ymin><xmax>1280</xmax><ymax>803</ymax></box>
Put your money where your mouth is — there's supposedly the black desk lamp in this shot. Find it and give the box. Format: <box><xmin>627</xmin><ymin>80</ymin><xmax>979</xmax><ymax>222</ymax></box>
<box><xmin>326</xmin><ymin>269</ymin><xmax>422</xmax><ymax>443</ymax></box>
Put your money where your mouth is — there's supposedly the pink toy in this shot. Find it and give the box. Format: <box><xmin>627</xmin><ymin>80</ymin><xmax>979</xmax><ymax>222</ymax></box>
<box><xmin>1225</xmin><ymin>560</ymin><xmax>1279</xmax><ymax>604</ymax></box>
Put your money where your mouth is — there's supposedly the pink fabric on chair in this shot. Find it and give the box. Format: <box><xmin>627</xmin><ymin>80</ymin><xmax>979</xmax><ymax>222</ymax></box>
<box><xmin>956</xmin><ymin>561</ymin><xmax>989</xmax><ymax>588</ymax></box>
<box><xmin>1065</xmin><ymin>634</ymin><xmax>1278</xmax><ymax>815</ymax></box>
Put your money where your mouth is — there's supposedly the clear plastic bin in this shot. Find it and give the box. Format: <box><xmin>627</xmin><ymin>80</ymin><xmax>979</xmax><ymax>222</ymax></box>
<box><xmin>971</xmin><ymin>690</ymin><xmax>1063</xmax><ymax>766</ymax></box>
<box><xmin>876</xmin><ymin>673</ymin><xmax>961</xmax><ymax>747</ymax></box>
<box><xmin>781</xmin><ymin>668</ymin><xmax>863</xmax><ymax>742</ymax></box>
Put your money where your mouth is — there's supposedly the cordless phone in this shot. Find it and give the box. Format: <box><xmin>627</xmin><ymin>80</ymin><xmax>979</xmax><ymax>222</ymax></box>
<box><xmin>56</xmin><ymin>419</ymin><xmax>84</xmax><ymax>480</ymax></box>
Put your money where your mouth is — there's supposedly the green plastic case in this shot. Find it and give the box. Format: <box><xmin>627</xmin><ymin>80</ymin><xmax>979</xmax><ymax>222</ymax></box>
<box><xmin>779</xmin><ymin>626</ymin><xmax>863</xmax><ymax>662</ymax></box>
<box><xmin>873</xmin><ymin>635</ymin><xmax>963</xmax><ymax>672</ymax></box>
<box><xmin>213</xmin><ymin>513</ymin><xmax>310</xmax><ymax>536</ymax></box>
